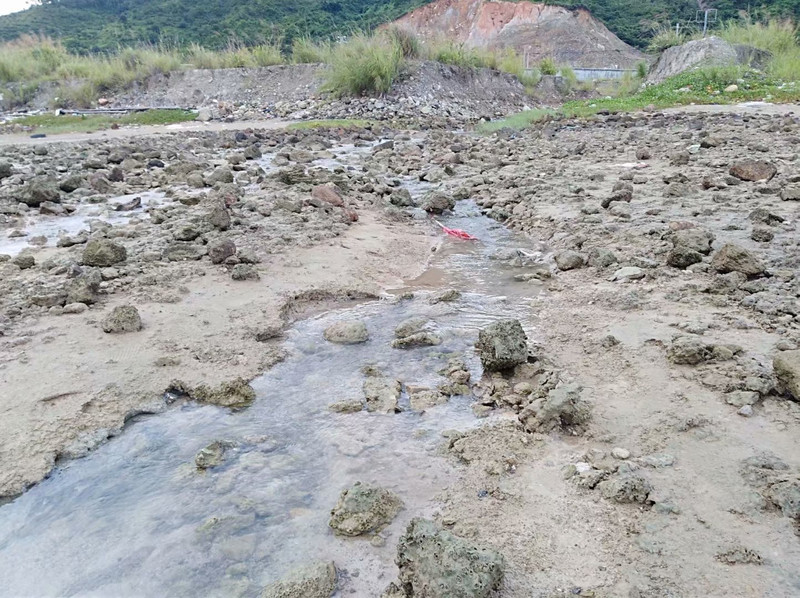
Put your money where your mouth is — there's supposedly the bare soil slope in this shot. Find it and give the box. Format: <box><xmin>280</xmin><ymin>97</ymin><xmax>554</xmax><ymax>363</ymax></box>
<box><xmin>393</xmin><ymin>0</ymin><xmax>644</xmax><ymax>68</ymax></box>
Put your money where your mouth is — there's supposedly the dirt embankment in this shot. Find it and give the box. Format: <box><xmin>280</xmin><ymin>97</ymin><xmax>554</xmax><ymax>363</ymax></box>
<box><xmin>392</xmin><ymin>0</ymin><xmax>644</xmax><ymax>68</ymax></box>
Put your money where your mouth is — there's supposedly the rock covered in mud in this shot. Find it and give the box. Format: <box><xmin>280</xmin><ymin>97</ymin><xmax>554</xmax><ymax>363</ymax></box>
<box><xmin>711</xmin><ymin>243</ymin><xmax>765</xmax><ymax>276</ymax></box>
<box><xmin>363</xmin><ymin>368</ymin><xmax>401</xmax><ymax>413</ymax></box>
<box><xmin>518</xmin><ymin>384</ymin><xmax>591</xmax><ymax>434</ymax></box>
<box><xmin>82</xmin><ymin>239</ymin><xmax>127</xmax><ymax>267</ymax></box>
<box><xmin>192</xmin><ymin>378</ymin><xmax>256</xmax><ymax>410</ymax></box>
<box><xmin>729</xmin><ymin>160</ymin><xmax>777</xmax><ymax>182</ymax></box>
<box><xmin>598</xmin><ymin>472</ymin><xmax>653</xmax><ymax>504</ymax></box>
<box><xmin>324</xmin><ymin>320</ymin><xmax>369</xmax><ymax>344</ymax></box>
<box><xmin>773</xmin><ymin>350</ymin><xmax>800</xmax><ymax>401</ymax></box>
<box><xmin>261</xmin><ymin>561</ymin><xmax>337</xmax><ymax>598</ymax></box>
<box><xmin>328</xmin><ymin>481</ymin><xmax>403</xmax><ymax>537</ymax></box>
<box><xmin>385</xmin><ymin>518</ymin><xmax>504</xmax><ymax>598</ymax></box>
<box><xmin>475</xmin><ymin>320</ymin><xmax>528</xmax><ymax>372</ymax></box>
<box><xmin>102</xmin><ymin>305</ymin><xmax>142</xmax><ymax>333</ymax></box>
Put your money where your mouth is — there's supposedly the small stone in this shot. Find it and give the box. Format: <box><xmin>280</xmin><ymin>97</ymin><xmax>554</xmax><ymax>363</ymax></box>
<box><xmin>209</xmin><ymin>239</ymin><xmax>236</xmax><ymax>264</ymax></box>
<box><xmin>392</xmin><ymin>332</ymin><xmax>442</xmax><ymax>349</ymax></box>
<box><xmin>429</xmin><ymin>289</ymin><xmax>461</xmax><ymax>304</ymax></box>
<box><xmin>612</xmin><ymin>266</ymin><xmax>644</xmax><ymax>281</ymax></box>
<box><xmin>774</xmin><ymin>350</ymin><xmax>800</xmax><ymax>400</ymax></box>
<box><xmin>729</xmin><ymin>160</ymin><xmax>777</xmax><ymax>182</ymax></box>
<box><xmin>612</xmin><ymin>448</ymin><xmax>631</xmax><ymax>460</ymax></box>
<box><xmin>711</xmin><ymin>244</ymin><xmax>765</xmax><ymax>277</ymax></box>
<box><xmin>554</xmin><ymin>250</ymin><xmax>585</xmax><ymax>271</ymax></box>
<box><xmin>738</xmin><ymin>405</ymin><xmax>754</xmax><ymax>417</ymax></box>
<box><xmin>12</xmin><ymin>254</ymin><xmax>35</xmax><ymax>269</ymax></box>
<box><xmin>260</xmin><ymin>561</ymin><xmax>337</xmax><ymax>598</ymax></box>
<box><xmin>195</xmin><ymin>441</ymin><xmax>232</xmax><ymax>470</ymax></box>
<box><xmin>475</xmin><ymin>320</ymin><xmax>528</xmax><ymax>372</ymax></box>
<box><xmin>231</xmin><ymin>264</ymin><xmax>259</xmax><ymax>281</ymax></box>
<box><xmin>329</xmin><ymin>400</ymin><xmax>364</xmax><ymax>414</ymax></box>
<box><xmin>82</xmin><ymin>239</ymin><xmax>127</xmax><ymax>267</ymax></box>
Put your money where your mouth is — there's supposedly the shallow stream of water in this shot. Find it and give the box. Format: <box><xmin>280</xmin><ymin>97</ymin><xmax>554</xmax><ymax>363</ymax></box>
<box><xmin>0</xmin><ymin>151</ymin><xmax>543</xmax><ymax>597</ymax></box>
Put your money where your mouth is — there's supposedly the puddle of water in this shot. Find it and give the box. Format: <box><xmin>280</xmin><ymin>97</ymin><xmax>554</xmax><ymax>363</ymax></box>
<box><xmin>0</xmin><ymin>191</ymin><xmax>164</xmax><ymax>256</ymax></box>
<box><xmin>0</xmin><ymin>193</ymin><xmax>541</xmax><ymax>594</ymax></box>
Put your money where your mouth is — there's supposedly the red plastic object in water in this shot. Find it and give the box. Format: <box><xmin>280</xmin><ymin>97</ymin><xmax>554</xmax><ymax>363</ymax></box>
<box><xmin>433</xmin><ymin>218</ymin><xmax>478</xmax><ymax>241</ymax></box>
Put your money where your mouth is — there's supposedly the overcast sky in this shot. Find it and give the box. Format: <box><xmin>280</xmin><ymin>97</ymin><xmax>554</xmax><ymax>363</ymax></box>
<box><xmin>0</xmin><ymin>0</ymin><xmax>33</xmax><ymax>16</ymax></box>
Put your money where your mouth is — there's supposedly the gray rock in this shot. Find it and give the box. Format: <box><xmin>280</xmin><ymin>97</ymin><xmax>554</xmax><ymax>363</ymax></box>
<box><xmin>82</xmin><ymin>239</ymin><xmax>127</xmax><ymax>267</ymax></box>
<box><xmin>667</xmin><ymin>336</ymin><xmax>712</xmax><ymax>365</ymax></box>
<box><xmin>324</xmin><ymin>321</ymin><xmax>368</xmax><ymax>344</ymax></box>
<box><xmin>20</xmin><ymin>178</ymin><xmax>60</xmax><ymax>207</ymax></box>
<box><xmin>328</xmin><ymin>400</ymin><xmax>364</xmax><ymax>414</ymax></box>
<box><xmin>764</xmin><ymin>478</ymin><xmax>800</xmax><ymax>519</ymax></box>
<box><xmin>554</xmin><ymin>250</ymin><xmax>584</xmax><ymax>271</ymax></box>
<box><xmin>65</xmin><ymin>272</ymin><xmax>100</xmax><ymax>305</ymax></box>
<box><xmin>0</xmin><ymin>161</ymin><xmax>12</xmax><ymax>179</ymax></box>
<box><xmin>390</xmin><ymin>518</ymin><xmax>504</xmax><ymax>598</ymax></box>
<box><xmin>612</xmin><ymin>266</ymin><xmax>644</xmax><ymax>281</ymax></box>
<box><xmin>667</xmin><ymin>246</ymin><xmax>703</xmax><ymax>269</ymax></box>
<box><xmin>647</xmin><ymin>36</ymin><xmax>765</xmax><ymax>84</ymax></box>
<box><xmin>475</xmin><ymin>320</ymin><xmax>528</xmax><ymax>372</ymax></box>
<box><xmin>329</xmin><ymin>482</ymin><xmax>403</xmax><ymax>537</ymax></box>
<box><xmin>673</xmin><ymin>228</ymin><xmax>715</xmax><ymax>254</ymax></box>
<box><xmin>12</xmin><ymin>254</ymin><xmax>34</xmax><ymax>269</ymax></box>
<box><xmin>711</xmin><ymin>243</ymin><xmax>765</xmax><ymax>276</ymax></box>
<box><xmin>261</xmin><ymin>561</ymin><xmax>337</xmax><ymax>598</ymax></box>
<box><xmin>598</xmin><ymin>473</ymin><xmax>653</xmax><ymax>504</ymax></box>
<box><xmin>390</xmin><ymin>188</ymin><xmax>415</xmax><ymax>207</ymax></box>
<box><xmin>429</xmin><ymin>289</ymin><xmax>461</xmax><ymax>304</ymax></box>
<box><xmin>587</xmin><ymin>247</ymin><xmax>618</xmax><ymax>268</ymax></box>
<box><xmin>173</xmin><ymin>224</ymin><xmax>201</xmax><ymax>242</ymax></box>
<box><xmin>207</xmin><ymin>201</ymin><xmax>231</xmax><ymax>231</ymax></box>
<box><xmin>205</xmin><ymin>167</ymin><xmax>234</xmax><ymax>186</ymax></box>
<box><xmin>191</xmin><ymin>378</ymin><xmax>256</xmax><ymax>410</ymax></box>
<box><xmin>231</xmin><ymin>264</ymin><xmax>259</xmax><ymax>280</ymax></box>
<box><xmin>102</xmin><ymin>305</ymin><xmax>142</xmax><ymax>333</ymax></box>
<box><xmin>780</xmin><ymin>184</ymin><xmax>800</xmax><ymax>201</ymax></box>
<box><xmin>59</xmin><ymin>174</ymin><xmax>84</xmax><ymax>193</ymax></box>
<box><xmin>395</xmin><ymin>317</ymin><xmax>428</xmax><ymax>339</ymax></box>
<box><xmin>163</xmin><ymin>242</ymin><xmax>207</xmax><ymax>262</ymax></box>
<box><xmin>421</xmin><ymin>191</ymin><xmax>455</xmax><ymax>214</ymax></box>
<box><xmin>774</xmin><ymin>350</ymin><xmax>800</xmax><ymax>401</ymax></box>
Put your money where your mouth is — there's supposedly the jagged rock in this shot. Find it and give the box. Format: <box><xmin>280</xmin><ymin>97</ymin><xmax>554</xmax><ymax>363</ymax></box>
<box><xmin>65</xmin><ymin>272</ymin><xmax>101</xmax><ymax>305</ymax></box>
<box><xmin>363</xmin><ymin>371</ymin><xmax>401</xmax><ymax>413</ymax></box>
<box><xmin>430</xmin><ymin>289</ymin><xmax>461</xmax><ymax>304</ymax></box>
<box><xmin>261</xmin><ymin>561</ymin><xmax>337</xmax><ymax>598</ymax></box>
<box><xmin>329</xmin><ymin>482</ymin><xmax>403</xmax><ymax>537</ymax></box>
<box><xmin>192</xmin><ymin>378</ymin><xmax>256</xmax><ymax>410</ymax></box>
<box><xmin>395</xmin><ymin>317</ymin><xmax>428</xmax><ymax>339</ymax></box>
<box><xmin>672</xmin><ymin>228</ymin><xmax>715</xmax><ymax>254</ymax></box>
<box><xmin>388</xmin><ymin>518</ymin><xmax>504</xmax><ymax>598</ymax></box>
<box><xmin>475</xmin><ymin>320</ymin><xmax>528</xmax><ymax>372</ymax></box>
<box><xmin>407</xmin><ymin>386</ymin><xmax>448</xmax><ymax>410</ymax></box>
<box><xmin>12</xmin><ymin>254</ymin><xmax>34</xmax><ymax>269</ymax></box>
<box><xmin>329</xmin><ymin>400</ymin><xmax>364</xmax><ymax>413</ymax></box>
<box><xmin>312</xmin><ymin>184</ymin><xmax>344</xmax><ymax>207</ymax></box>
<box><xmin>729</xmin><ymin>160</ymin><xmax>777</xmax><ymax>182</ymax></box>
<box><xmin>102</xmin><ymin>305</ymin><xmax>142</xmax><ymax>333</ymax></box>
<box><xmin>780</xmin><ymin>185</ymin><xmax>800</xmax><ymax>201</ymax></box>
<box><xmin>587</xmin><ymin>247</ymin><xmax>617</xmax><ymax>268</ymax></box>
<box><xmin>195</xmin><ymin>440</ymin><xmax>233</xmax><ymax>470</ymax></box>
<box><xmin>205</xmin><ymin>166</ymin><xmax>234</xmax><ymax>185</ymax></box>
<box><xmin>518</xmin><ymin>384</ymin><xmax>591</xmax><ymax>433</ymax></box>
<box><xmin>390</xmin><ymin>188</ymin><xmax>415</xmax><ymax>207</ymax></box>
<box><xmin>207</xmin><ymin>201</ymin><xmax>231</xmax><ymax>230</ymax></box>
<box><xmin>648</xmin><ymin>36</ymin><xmax>769</xmax><ymax>84</ymax></box>
<box><xmin>59</xmin><ymin>174</ymin><xmax>84</xmax><ymax>193</ymax></box>
<box><xmin>0</xmin><ymin>162</ymin><xmax>12</xmax><ymax>179</ymax></box>
<box><xmin>711</xmin><ymin>243</ymin><xmax>765</xmax><ymax>276</ymax></box>
<box><xmin>773</xmin><ymin>350</ymin><xmax>800</xmax><ymax>401</ymax></box>
<box><xmin>764</xmin><ymin>478</ymin><xmax>800</xmax><ymax>519</ymax></box>
<box><xmin>598</xmin><ymin>473</ymin><xmax>653</xmax><ymax>504</ymax></box>
<box><xmin>667</xmin><ymin>336</ymin><xmax>711</xmax><ymax>365</ymax></box>
<box><xmin>392</xmin><ymin>332</ymin><xmax>442</xmax><ymax>349</ymax></box>
<box><xmin>163</xmin><ymin>242</ymin><xmax>207</xmax><ymax>262</ymax></box>
<box><xmin>324</xmin><ymin>320</ymin><xmax>369</xmax><ymax>344</ymax></box>
<box><xmin>20</xmin><ymin>178</ymin><xmax>60</xmax><ymax>207</ymax></box>
<box><xmin>82</xmin><ymin>239</ymin><xmax>127</xmax><ymax>267</ymax></box>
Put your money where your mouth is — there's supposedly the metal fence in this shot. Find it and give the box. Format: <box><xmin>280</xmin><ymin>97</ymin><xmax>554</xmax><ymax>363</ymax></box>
<box><xmin>572</xmin><ymin>68</ymin><xmax>636</xmax><ymax>81</ymax></box>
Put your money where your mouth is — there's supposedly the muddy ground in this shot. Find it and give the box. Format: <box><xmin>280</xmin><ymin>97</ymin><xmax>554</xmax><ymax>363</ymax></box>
<box><xmin>1</xmin><ymin>105</ymin><xmax>800</xmax><ymax>597</ymax></box>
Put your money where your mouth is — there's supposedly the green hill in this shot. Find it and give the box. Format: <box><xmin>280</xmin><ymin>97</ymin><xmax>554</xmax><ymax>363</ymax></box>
<box><xmin>0</xmin><ymin>0</ymin><xmax>798</xmax><ymax>53</ymax></box>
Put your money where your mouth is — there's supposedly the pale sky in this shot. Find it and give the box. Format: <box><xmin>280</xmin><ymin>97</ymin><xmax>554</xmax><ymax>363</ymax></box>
<box><xmin>0</xmin><ymin>0</ymin><xmax>33</xmax><ymax>17</ymax></box>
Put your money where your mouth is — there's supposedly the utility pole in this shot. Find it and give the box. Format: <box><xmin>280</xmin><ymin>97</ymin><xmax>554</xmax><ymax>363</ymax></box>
<box><xmin>695</xmin><ymin>8</ymin><xmax>718</xmax><ymax>37</ymax></box>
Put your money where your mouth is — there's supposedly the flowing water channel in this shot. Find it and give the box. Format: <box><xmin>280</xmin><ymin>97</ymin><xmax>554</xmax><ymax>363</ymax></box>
<box><xmin>0</xmin><ymin>146</ymin><xmax>544</xmax><ymax>597</ymax></box>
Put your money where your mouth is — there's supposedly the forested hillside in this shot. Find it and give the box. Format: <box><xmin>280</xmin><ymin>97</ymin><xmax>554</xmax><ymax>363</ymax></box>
<box><xmin>0</xmin><ymin>0</ymin><xmax>798</xmax><ymax>53</ymax></box>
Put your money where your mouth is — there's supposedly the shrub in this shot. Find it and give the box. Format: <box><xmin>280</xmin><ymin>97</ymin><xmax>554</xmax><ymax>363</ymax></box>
<box><xmin>323</xmin><ymin>33</ymin><xmax>403</xmax><ymax>97</ymax></box>
<box><xmin>719</xmin><ymin>18</ymin><xmax>797</xmax><ymax>55</ymax></box>
<box><xmin>383</xmin><ymin>27</ymin><xmax>422</xmax><ymax>59</ymax></box>
<box><xmin>560</xmin><ymin>65</ymin><xmax>578</xmax><ymax>90</ymax></box>
<box><xmin>637</xmin><ymin>61</ymin><xmax>648</xmax><ymax>79</ymax></box>
<box><xmin>292</xmin><ymin>37</ymin><xmax>331</xmax><ymax>64</ymax></box>
<box><xmin>539</xmin><ymin>57</ymin><xmax>557</xmax><ymax>75</ymax></box>
<box><xmin>647</xmin><ymin>25</ymin><xmax>687</xmax><ymax>53</ymax></box>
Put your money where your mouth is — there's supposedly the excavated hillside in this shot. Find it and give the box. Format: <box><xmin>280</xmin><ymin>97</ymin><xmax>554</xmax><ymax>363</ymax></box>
<box><xmin>393</xmin><ymin>0</ymin><xmax>644</xmax><ymax>68</ymax></box>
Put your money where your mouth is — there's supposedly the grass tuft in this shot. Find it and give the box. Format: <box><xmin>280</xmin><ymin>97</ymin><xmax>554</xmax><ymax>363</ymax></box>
<box><xmin>322</xmin><ymin>33</ymin><xmax>404</xmax><ymax>97</ymax></box>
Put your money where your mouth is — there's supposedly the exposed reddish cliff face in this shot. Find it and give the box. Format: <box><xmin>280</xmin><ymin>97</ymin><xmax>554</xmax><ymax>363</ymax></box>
<box><xmin>393</xmin><ymin>0</ymin><xmax>643</xmax><ymax>69</ymax></box>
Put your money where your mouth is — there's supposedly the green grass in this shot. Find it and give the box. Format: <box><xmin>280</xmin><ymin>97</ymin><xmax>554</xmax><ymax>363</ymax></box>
<box><xmin>322</xmin><ymin>33</ymin><xmax>404</xmax><ymax>97</ymax></box>
<box><xmin>718</xmin><ymin>18</ymin><xmax>800</xmax><ymax>81</ymax></box>
<box><xmin>481</xmin><ymin>67</ymin><xmax>800</xmax><ymax>131</ymax></box>
<box><xmin>10</xmin><ymin>109</ymin><xmax>196</xmax><ymax>134</ymax></box>
<box><xmin>287</xmin><ymin>119</ymin><xmax>373</xmax><ymax>130</ymax></box>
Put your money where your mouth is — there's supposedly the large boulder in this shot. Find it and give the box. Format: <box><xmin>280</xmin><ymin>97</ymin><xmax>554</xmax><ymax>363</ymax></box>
<box><xmin>774</xmin><ymin>350</ymin><xmax>800</xmax><ymax>401</ymax></box>
<box><xmin>261</xmin><ymin>561</ymin><xmax>337</xmax><ymax>598</ymax></box>
<box><xmin>711</xmin><ymin>243</ymin><xmax>765</xmax><ymax>276</ymax></box>
<box><xmin>82</xmin><ymin>239</ymin><xmax>127</xmax><ymax>267</ymax></box>
<box><xmin>20</xmin><ymin>178</ymin><xmax>60</xmax><ymax>207</ymax></box>
<box><xmin>329</xmin><ymin>482</ymin><xmax>403</xmax><ymax>537</ymax></box>
<box><xmin>475</xmin><ymin>320</ymin><xmax>528</xmax><ymax>372</ymax></box>
<box><xmin>386</xmin><ymin>518</ymin><xmax>504</xmax><ymax>598</ymax></box>
<box><xmin>647</xmin><ymin>36</ymin><xmax>770</xmax><ymax>84</ymax></box>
